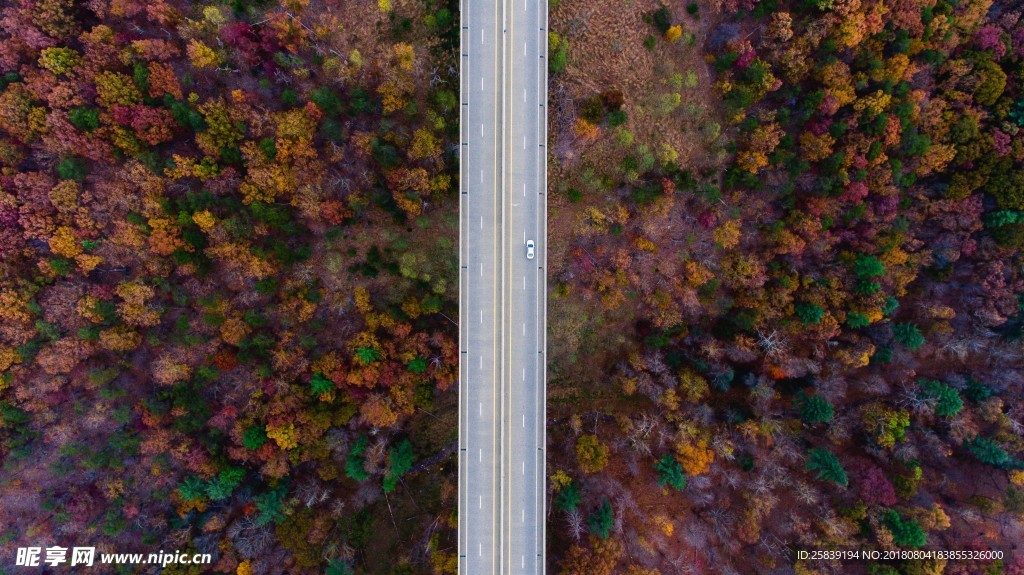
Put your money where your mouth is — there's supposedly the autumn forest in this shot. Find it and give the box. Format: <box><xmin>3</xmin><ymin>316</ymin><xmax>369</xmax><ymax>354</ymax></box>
<box><xmin>0</xmin><ymin>0</ymin><xmax>1023</xmax><ymax>573</ymax></box>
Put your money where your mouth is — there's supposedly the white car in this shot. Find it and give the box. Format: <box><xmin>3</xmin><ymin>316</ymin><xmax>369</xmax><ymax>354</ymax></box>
<box><xmin>526</xmin><ymin>240</ymin><xmax>535</xmax><ymax>260</ymax></box>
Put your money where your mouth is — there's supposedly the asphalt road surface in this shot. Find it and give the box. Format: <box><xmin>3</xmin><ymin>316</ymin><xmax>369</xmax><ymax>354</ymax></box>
<box><xmin>458</xmin><ymin>0</ymin><xmax>547</xmax><ymax>572</ymax></box>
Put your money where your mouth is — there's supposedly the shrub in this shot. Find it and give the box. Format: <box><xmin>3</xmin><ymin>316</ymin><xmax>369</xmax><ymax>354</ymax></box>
<box><xmin>549</xmin><ymin>33</ymin><xmax>568</xmax><ymax>74</ymax></box>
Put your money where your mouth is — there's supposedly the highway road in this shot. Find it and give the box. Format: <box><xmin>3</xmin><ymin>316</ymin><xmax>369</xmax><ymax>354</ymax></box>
<box><xmin>458</xmin><ymin>0</ymin><xmax>547</xmax><ymax>571</ymax></box>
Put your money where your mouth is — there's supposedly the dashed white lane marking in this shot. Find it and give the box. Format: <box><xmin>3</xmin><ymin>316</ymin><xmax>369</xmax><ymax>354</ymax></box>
<box><xmin>479</xmin><ymin>495</ymin><xmax>482</xmax><ymax>508</ymax></box>
<box><xmin>480</xmin><ymin>309</ymin><xmax>483</xmax><ymax>323</ymax></box>
<box><xmin>480</xmin><ymin>215</ymin><xmax>483</xmax><ymax>229</ymax></box>
<box><xmin>522</xmin><ymin>367</ymin><xmax>525</xmax><ymax>381</ymax></box>
<box><xmin>523</xmin><ymin>323</ymin><xmax>526</xmax><ymax>336</ymax></box>
<box><xmin>480</xmin><ymin>402</ymin><xmax>482</xmax><ymax>417</ymax></box>
<box><xmin>522</xmin><ymin>414</ymin><xmax>525</xmax><ymax>428</ymax></box>
<box><xmin>523</xmin><ymin>276</ymin><xmax>526</xmax><ymax>290</ymax></box>
<box><xmin>480</xmin><ymin>262</ymin><xmax>483</xmax><ymax>276</ymax></box>
<box><xmin>479</xmin><ymin>355</ymin><xmax>483</xmax><ymax>370</ymax></box>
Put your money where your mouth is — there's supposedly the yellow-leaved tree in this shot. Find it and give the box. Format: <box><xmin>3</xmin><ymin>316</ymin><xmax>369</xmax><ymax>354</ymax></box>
<box><xmin>576</xmin><ymin>434</ymin><xmax>609</xmax><ymax>474</ymax></box>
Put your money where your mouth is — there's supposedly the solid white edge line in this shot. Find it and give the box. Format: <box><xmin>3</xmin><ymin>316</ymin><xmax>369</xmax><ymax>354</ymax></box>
<box><xmin>457</xmin><ymin>0</ymin><xmax>464</xmax><ymax>566</ymax></box>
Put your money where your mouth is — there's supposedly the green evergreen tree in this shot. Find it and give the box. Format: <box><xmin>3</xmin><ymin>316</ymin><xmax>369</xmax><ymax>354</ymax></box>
<box><xmin>55</xmin><ymin>157</ymin><xmax>89</xmax><ymax>181</ymax></box>
<box><xmin>383</xmin><ymin>438</ymin><xmax>415</xmax><ymax>493</ymax></box>
<box><xmin>964</xmin><ymin>378</ymin><xmax>993</xmax><ymax>403</ymax></box>
<box><xmin>893</xmin><ymin>322</ymin><xmax>925</xmax><ymax>350</ymax></box>
<box><xmin>588</xmin><ymin>498</ymin><xmax>614</xmax><ymax>539</ymax></box>
<box><xmin>407</xmin><ymin>358</ymin><xmax>428</xmax><ymax>373</ymax></box>
<box><xmin>654</xmin><ymin>454</ymin><xmax>687</xmax><ymax>491</ymax></box>
<box><xmin>355</xmin><ymin>347</ymin><xmax>381</xmax><ymax>365</ymax></box>
<box><xmin>853</xmin><ymin>254</ymin><xmax>885</xmax><ymax>278</ymax></box>
<box><xmin>310</xmin><ymin>372</ymin><xmax>334</xmax><ymax>395</ymax></box>
<box><xmin>177</xmin><ymin>475</ymin><xmax>206</xmax><ymax>502</ymax></box>
<box><xmin>918</xmin><ymin>379</ymin><xmax>962</xmax><ymax>417</ymax></box>
<box><xmin>883</xmin><ymin>509</ymin><xmax>926</xmax><ymax>547</ymax></box>
<box><xmin>965</xmin><ymin>435</ymin><xmax>1011</xmax><ymax>468</ymax></box>
<box><xmin>254</xmin><ymin>485</ymin><xmax>288</xmax><ymax>525</ymax></box>
<box><xmin>554</xmin><ymin>481</ymin><xmax>581</xmax><ymax>512</ymax></box>
<box><xmin>795</xmin><ymin>302</ymin><xmax>825</xmax><ymax>324</ymax></box>
<box><xmin>806</xmin><ymin>447</ymin><xmax>848</xmax><ymax>486</ymax></box>
<box><xmin>243</xmin><ymin>426</ymin><xmax>267</xmax><ymax>450</ymax></box>
<box><xmin>795</xmin><ymin>391</ymin><xmax>834</xmax><ymax>424</ymax></box>
<box><xmin>205</xmin><ymin>467</ymin><xmax>244</xmax><ymax>500</ymax></box>
<box><xmin>69</xmin><ymin>108</ymin><xmax>100</xmax><ymax>131</ymax></box>
<box><xmin>846</xmin><ymin>312</ymin><xmax>871</xmax><ymax>328</ymax></box>
<box><xmin>345</xmin><ymin>435</ymin><xmax>370</xmax><ymax>481</ymax></box>
<box><xmin>309</xmin><ymin>87</ymin><xmax>343</xmax><ymax>117</ymax></box>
